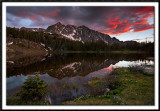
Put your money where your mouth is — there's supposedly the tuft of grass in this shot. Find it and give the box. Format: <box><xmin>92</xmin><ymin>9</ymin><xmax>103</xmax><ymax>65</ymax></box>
<box><xmin>83</xmin><ymin>77</ymin><xmax>107</xmax><ymax>95</ymax></box>
<box><xmin>72</xmin><ymin>81</ymin><xmax>79</xmax><ymax>92</ymax></box>
<box><xmin>62</xmin><ymin>82</ymin><xmax>72</xmax><ymax>95</ymax></box>
<box><xmin>106</xmin><ymin>70</ymin><xmax>121</xmax><ymax>90</ymax></box>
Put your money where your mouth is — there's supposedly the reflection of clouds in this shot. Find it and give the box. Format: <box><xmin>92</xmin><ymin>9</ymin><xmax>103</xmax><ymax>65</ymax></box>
<box><xmin>109</xmin><ymin>60</ymin><xmax>135</xmax><ymax>67</ymax></box>
<box><xmin>136</xmin><ymin>60</ymin><xmax>154</xmax><ymax>65</ymax></box>
<box><xmin>7</xmin><ymin>74</ymin><xmax>28</xmax><ymax>90</ymax></box>
<box><xmin>104</xmin><ymin>66</ymin><xmax>120</xmax><ymax>71</ymax></box>
<box><xmin>109</xmin><ymin>60</ymin><xmax>154</xmax><ymax>67</ymax></box>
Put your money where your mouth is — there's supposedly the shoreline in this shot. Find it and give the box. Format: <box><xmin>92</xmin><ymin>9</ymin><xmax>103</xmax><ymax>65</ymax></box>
<box><xmin>63</xmin><ymin>66</ymin><xmax>154</xmax><ymax>105</ymax></box>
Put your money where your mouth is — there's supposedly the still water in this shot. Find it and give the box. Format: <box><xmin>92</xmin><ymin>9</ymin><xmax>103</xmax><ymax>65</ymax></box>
<box><xmin>7</xmin><ymin>53</ymin><xmax>154</xmax><ymax>104</ymax></box>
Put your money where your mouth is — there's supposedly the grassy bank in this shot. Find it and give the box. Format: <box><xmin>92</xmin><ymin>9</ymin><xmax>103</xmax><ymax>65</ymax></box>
<box><xmin>63</xmin><ymin>66</ymin><xmax>154</xmax><ymax>105</ymax></box>
<box><xmin>109</xmin><ymin>50</ymin><xmax>145</xmax><ymax>54</ymax></box>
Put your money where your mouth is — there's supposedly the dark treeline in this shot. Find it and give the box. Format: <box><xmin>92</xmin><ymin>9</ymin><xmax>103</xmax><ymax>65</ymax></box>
<box><xmin>7</xmin><ymin>27</ymin><xmax>154</xmax><ymax>53</ymax></box>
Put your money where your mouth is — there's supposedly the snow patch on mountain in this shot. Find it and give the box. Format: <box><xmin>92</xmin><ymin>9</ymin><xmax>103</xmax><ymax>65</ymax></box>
<box><xmin>62</xmin><ymin>62</ymin><xmax>81</xmax><ymax>70</ymax></box>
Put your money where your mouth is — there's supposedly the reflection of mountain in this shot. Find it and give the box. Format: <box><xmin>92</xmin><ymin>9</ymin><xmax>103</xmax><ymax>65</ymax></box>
<box><xmin>7</xmin><ymin>53</ymin><xmax>153</xmax><ymax>79</ymax></box>
<box><xmin>47</xmin><ymin>58</ymin><xmax>116</xmax><ymax>79</ymax></box>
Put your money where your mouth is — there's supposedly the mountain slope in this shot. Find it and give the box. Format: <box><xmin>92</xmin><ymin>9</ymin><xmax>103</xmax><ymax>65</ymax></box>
<box><xmin>7</xmin><ymin>37</ymin><xmax>48</xmax><ymax>69</ymax></box>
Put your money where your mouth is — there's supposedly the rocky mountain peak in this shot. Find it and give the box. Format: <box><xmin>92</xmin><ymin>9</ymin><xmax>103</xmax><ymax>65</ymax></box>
<box><xmin>78</xmin><ymin>25</ymin><xmax>89</xmax><ymax>29</ymax></box>
<box><xmin>46</xmin><ymin>22</ymin><xmax>121</xmax><ymax>44</ymax></box>
<box><xmin>55</xmin><ymin>22</ymin><xmax>62</xmax><ymax>26</ymax></box>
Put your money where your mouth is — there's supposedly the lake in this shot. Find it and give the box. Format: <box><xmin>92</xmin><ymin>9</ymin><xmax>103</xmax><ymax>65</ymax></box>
<box><xmin>7</xmin><ymin>53</ymin><xmax>154</xmax><ymax>105</ymax></box>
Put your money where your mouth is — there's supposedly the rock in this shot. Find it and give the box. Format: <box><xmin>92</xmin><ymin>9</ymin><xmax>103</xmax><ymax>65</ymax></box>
<box><xmin>44</xmin><ymin>95</ymin><xmax>52</xmax><ymax>105</ymax></box>
<box><xmin>121</xmin><ymin>102</ymin><xmax>125</xmax><ymax>105</ymax></box>
<box><xmin>143</xmin><ymin>66</ymin><xmax>154</xmax><ymax>74</ymax></box>
<box><xmin>113</xmin><ymin>96</ymin><xmax>121</xmax><ymax>100</ymax></box>
<box><xmin>104</xmin><ymin>88</ymin><xmax>110</xmax><ymax>94</ymax></box>
<box><xmin>104</xmin><ymin>88</ymin><xmax>110</xmax><ymax>92</ymax></box>
<box><xmin>124</xmin><ymin>69</ymin><xmax>127</xmax><ymax>72</ymax></box>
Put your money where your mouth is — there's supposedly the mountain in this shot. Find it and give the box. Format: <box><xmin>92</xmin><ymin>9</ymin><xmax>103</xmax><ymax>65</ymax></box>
<box><xmin>46</xmin><ymin>22</ymin><xmax>120</xmax><ymax>44</ymax></box>
<box><xmin>11</xmin><ymin>22</ymin><xmax>137</xmax><ymax>45</ymax></box>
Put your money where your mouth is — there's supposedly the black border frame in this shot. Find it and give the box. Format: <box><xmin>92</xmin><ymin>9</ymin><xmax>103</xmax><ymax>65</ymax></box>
<box><xmin>1</xmin><ymin>0</ymin><xmax>159</xmax><ymax>110</ymax></box>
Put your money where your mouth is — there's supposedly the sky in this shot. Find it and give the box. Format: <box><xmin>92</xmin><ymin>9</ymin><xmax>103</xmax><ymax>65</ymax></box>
<box><xmin>6</xmin><ymin>6</ymin><xmax>154</xmax><ymax>42</ymax></box>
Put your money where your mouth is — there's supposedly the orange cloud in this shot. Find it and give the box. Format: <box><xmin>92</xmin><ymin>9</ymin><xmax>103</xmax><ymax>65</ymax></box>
<box><xmin>103</xmin><ymin>7</ymin><xmax>154</xmax><ymax>35</ymax></box>
<box><xmin>132</xmin><ymin>7</ymin><xmax>154</xmax><ymax>14</ymax></box>
<box><xmin>29</xmin><ymin>16</ymin><xmax>37</xmax><ymax>20</ymax></box>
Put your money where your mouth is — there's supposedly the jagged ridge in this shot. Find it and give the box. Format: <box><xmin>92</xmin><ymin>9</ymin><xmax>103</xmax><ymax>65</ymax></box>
<box><xmin>46</xmin><ymin>22</ymin><xmax>120</xmax><ymax>44</ymax></box>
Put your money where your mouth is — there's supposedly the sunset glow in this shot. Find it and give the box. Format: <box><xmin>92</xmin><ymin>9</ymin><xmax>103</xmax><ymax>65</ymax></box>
<box><xmin>7</xmin><ymin>6</ymin><xmax>154</xmax><ymax>42</ymax></box>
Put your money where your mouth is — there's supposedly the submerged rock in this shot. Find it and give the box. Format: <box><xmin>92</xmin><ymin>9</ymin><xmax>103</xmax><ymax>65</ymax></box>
<box><xmin>113</xmin><ymin>96</ymin><xmax>121</xmax><ymax>100</ymax></box>
<box><xmin>143</xmin><ymin>66</ymin><xmax>154</xmax><ymax>74</ymax></box>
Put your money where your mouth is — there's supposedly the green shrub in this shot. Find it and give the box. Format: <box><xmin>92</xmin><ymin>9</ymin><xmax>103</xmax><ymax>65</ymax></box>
<box><xmin>88</xmin><ymin>77</ymin><xmax>107</xmax><ymax>95</ymax></box>
<box><xmin>20</xmin><ymin>75</ymin><xmax>48</xmax><ymax>101</ymax></box>
<box><xmin>107</xmin><ymin>76</ymin><xmax>121</xmax><ymax>90</ymax></box>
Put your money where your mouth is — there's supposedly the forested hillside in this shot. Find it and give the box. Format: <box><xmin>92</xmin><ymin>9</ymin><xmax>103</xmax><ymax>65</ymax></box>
<box><xmin>7</xmin><ymin>27</ymin><xmax>154</xmax><ymax>53</ymax></box>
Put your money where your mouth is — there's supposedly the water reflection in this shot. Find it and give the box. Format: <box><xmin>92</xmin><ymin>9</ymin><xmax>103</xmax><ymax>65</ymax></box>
<box><xmin>7</xmin><ymin>53</ymin><xmax>154</xmax><ymax>104</ymax></box>
<box><xmin>7</xmin><ymin>53</ymin><xmax>153</xmax><ymax>78</ymax></box>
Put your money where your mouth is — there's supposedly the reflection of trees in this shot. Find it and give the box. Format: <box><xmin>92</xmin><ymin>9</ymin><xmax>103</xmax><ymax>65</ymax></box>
<box><xmin>7</xmin><ymin>54</ymin><xmax>44</xmax><ymax>69</ymax></box>
<box><xmin>7</xmin><ymin>53</ymin><xmax>153</xmax><ymax>79</ymax></box>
